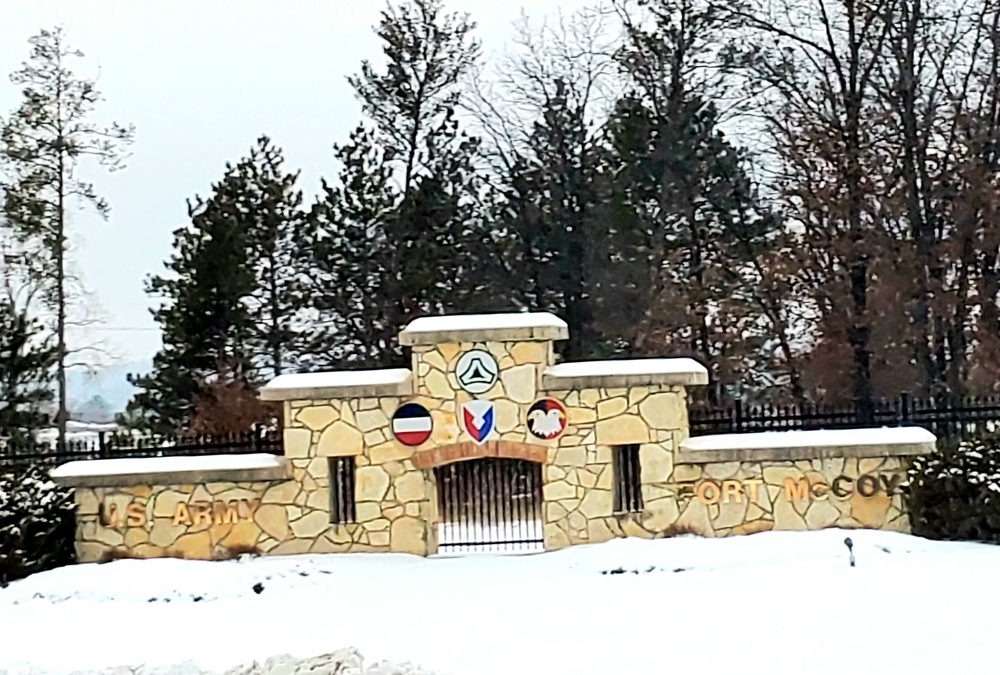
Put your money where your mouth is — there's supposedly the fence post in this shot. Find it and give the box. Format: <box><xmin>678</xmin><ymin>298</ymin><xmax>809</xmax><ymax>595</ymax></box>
<box><xmin>98</xmin><ymin>431</ymin><xmax>109</xmax><ymax>459</ymax></box>
<box><xmin>733</xmin><ymin>400</ymin><xmax>744</xmax><ymax>433</ymax></box>
<box><xmin>855</xmin><ymin>397</ymin><xmax>875</xmax><ymax>427</ymax></box>
<box><xmin>899</xmin><ymin>392</ymin><xmax>912</xmax><ymax>426</ymax></box>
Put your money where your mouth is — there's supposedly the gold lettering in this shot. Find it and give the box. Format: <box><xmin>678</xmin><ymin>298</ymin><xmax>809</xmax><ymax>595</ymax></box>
<box><xmin>192</xmin><ymin>501</ymin><xmax>214</xmax><ymax>526</ymax></box>
<box><xmin>126</xmin><ymin>503</ymin><xmax>147</xmax><ymax>528</ymax></box>
<box><xmin>173</xmin><ymin>502</ymin><xmax>192</xmax><ymax>526</ymax></box>
<box><xmin>722</xmin><ymin>480</ymin><xmax>743</xmax><ymax>504</ymax></box>
<box><xmin>784</xmin><ymin>477</ymin><xmax>810</xmax><ymax>502</ymax></box>
<box><xmin>810</xmin><ymin>481</ymin><xmax>830</xmax><ymax>501</ymax></box>
<box><xmin>100</xmin><ymin>502</ymin><xmax>119</xmax><ymax>528</ymax></box>
<box><xmin>697</xmin><ymin>481</ymin><xmax>720</xmax><ymax>505</ymax></box>
<box><xmin>240</xmin><ymin>499</ymin><xmax>261</xmax><ymax>522</ymax></box>
<box><xmin>213</xmin><ymin>501</ymin><xmax>240</xmax><ymax>525</ymax></box>
<box><xmin>743</xmin><ymin>479</ymin><xmax>763</xmax><ymax>503</ymax></box>
<box><xmin>831</xmin><ymin>475</ymin><xmax>853</xmax><ymax>499</ymax></box>
<box><xmin>856</xmin><ymin>475</ymin><xmax>879</xmax><ymax>498</ymax></box>
<box><xmin>880</xmin><ymin>474</ymin><xmax>904</xmax><ymax>495</ymax></box>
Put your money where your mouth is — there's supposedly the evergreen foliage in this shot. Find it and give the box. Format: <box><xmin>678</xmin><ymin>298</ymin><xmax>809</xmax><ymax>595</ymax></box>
<box><xmin>0</xmin><ymin>27</ymin><xmax>133</xmax><ymax>449</ymax></box>
<box><xmin>125</xmin><ymin>137</ymin><xmax>307</xmax><ymax>432</ymax></box>
<box><xmin>498</xmin><ymin>77</ymin><xmax>609</xmax><ymax>359</ymax></box>
<box><xmin>0</xmin><ymin>300</ymin><xmax>56</xmax><ymax>444</ymax></box>
<box><xmin>304</xmin><ymin>0</ymin><xmax>500</xmax><ymax>368</ymax></box>
<box><xmin>909</xmin><ymin>437</ymin><xmax>1000</xmax><ymax>543</ymax></box>
<box><xmin>126</xmin><ymin>165</ymin><xmax>257</xmax><ymax>433</ymax></box>
<box><xmin>301</xmin><ymin>126</ymin><xmax>398</xmax><ymax>368</ymax></box>
<box><xmin>239</xmin><ymin>137</ymin><xmax>309</xmax><ymax>379</ymax></box>
<box><xmin>0</xmin><ymin>465</ymin><xmax>75</xmax><ymax>585</ymax></box>
<box><xmin>604</xmin><ymin>92</ymin><xmax>778</xmax><ymax>398</ymax></box>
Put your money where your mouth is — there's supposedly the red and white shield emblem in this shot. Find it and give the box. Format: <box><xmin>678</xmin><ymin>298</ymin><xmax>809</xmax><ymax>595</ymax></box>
<box><xmin>461</xmin><ymin>400</ymin><xmax>495</xmax><ymax>445</ymax></box>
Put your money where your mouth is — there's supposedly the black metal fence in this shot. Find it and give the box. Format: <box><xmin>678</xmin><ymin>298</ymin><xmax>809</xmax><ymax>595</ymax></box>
<box><xmin>0</xmin><ymin>427</ymin><xmax>283</xmax><ymax>470</ymax></box>
<box><xmin>690</xmin><ymin>394</ymin><xmax>1000</xmax><ymax>438</ymax></box>
<box><xmin>434</xmin><ymin>457</ymin><xmax>544</xmax><ymax>554</ymax></box>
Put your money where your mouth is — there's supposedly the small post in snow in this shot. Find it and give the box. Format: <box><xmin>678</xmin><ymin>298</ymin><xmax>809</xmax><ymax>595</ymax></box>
<box><xmin>844</xmin><ymin>537</ymin><xmax>855</xmax><ymax>567</ymax></box>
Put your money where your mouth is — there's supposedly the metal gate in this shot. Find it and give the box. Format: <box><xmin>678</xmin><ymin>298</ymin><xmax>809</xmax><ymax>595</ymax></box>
<box><xmin>434</xmin><ymin>457</ymin><xmax>543</xmax><ymax>553</ymax></box>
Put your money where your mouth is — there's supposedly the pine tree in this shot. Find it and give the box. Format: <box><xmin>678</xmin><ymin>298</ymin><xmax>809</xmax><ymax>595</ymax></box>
<box><xmin>472</xmin><ymin>10</ymin><xmax>623</xmax><ymax>359</ymax></box>
<box><xmin>125</xmin><ymin>166</ymin><xmax>258</xmax><ymax>433</ymax></box>
<box><xmin>302</xmin><ymin>125</ymin><xmax>398</xmax><ymax>368</ymax></box>
<box><xmin>605</xmin><ymin>0</ymin><xmax>785</xmax><ymax>401</ymax></box>
<box><xmin>605</xmin><ymin>93</ymin><xmax>779</xmax><ymax>395</ymax></box>
<box><xmin>0</xmin><ymin>298</ymin><xmax>57</xmax><ymax>445</ymax></box>
<box><xmin>125</xmin><ymin>138</ymin><xmax>308</xmax><ymax>432</ymax></box>
<box><xmin>498</xmin><ymin>78</ymin><xmax>611</xmax><ymax>358</ymax></box>
<box><xmin>235</xmin><ymin>136</ymin><xmax>308</xmax><ymax>378</ymax></box>
<box><xmin>0</xmin><ymin>27</ymin><xmax>134</xmax><ymax>449</ymax></box>
<box><xmin>306</xmin><ymin>0</ymin><xmax>497</xmax><ymax>366</ymax></box>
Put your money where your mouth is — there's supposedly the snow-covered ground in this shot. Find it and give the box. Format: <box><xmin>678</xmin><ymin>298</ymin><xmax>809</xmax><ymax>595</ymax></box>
<box><xmin>2</xmin><ymin>529</ymin><xmax>999</xmax><ymax>674</ymax></box>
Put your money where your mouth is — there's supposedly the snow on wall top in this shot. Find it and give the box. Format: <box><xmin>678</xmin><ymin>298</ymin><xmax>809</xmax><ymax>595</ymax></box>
<box><xmin>677</xmin><ymin>426</ymin><xmax>936</xmax><ymax>464</ymax></box>
<box><xmin>681</xmin><ymin>427</ymin><xmax>936</xmax><ymax>452</ymax></box>
<box><xmin>542</xmin><ymin>358</ymin><xmax>709</xmax><ymax>389</ymax></box>
<box><xmin>49</xmin><ymin>453</ymin><xmax>288</xmax><ymax>488</ymax></box>
<box><xmin>260</xmin><ymin>368</ymin><xmax>413</xmax><ymax>401</ymax></box>
<box><xmin>398</xmin><ymin>312</ymin><xmax>569</xmax><ymax>346</ymax></box>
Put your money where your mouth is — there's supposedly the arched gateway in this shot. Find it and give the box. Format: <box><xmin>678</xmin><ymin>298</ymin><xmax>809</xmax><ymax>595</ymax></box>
<box><xmin>435</xmin><ymin>458</ymin><xmax>542</xmax><ymax>553</ymax></box>
<box><xmin>415</xmin><ymin>441</ymin><xmax>547</xmax><ymax>553</ymax></box>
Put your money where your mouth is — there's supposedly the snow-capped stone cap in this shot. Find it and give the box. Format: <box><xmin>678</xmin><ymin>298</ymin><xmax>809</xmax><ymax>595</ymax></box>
<box><xmin>50</xmin><ymin>453</ymin><xmax>288</xmax><ymax>488</ymax></box>
<box><xmin>542</xmin><ymin>358</ymin><xmax>709</xmax><ymax>390</ymax></box>
<box><xmin>399</xmin><ymin>312</ymin><xmax>569</xmax><ymax>346</ymax></box>
<box><xmin>678</xmin><ymin>426</ymin><xmax>936</xmax><ymax>464</ymax></box>
<box><xmin>260</xmin><ymin>368</ymin><xmax>413</xmax><ymax>401</ymax></box>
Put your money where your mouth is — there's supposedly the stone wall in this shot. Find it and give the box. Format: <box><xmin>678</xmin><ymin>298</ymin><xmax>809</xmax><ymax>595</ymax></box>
<box><xmin>282</xmin><ymin>396</ymin><xmax>433</xmax><ymax>556</ymax></box>
<box><xmin>59</xmin><ymin>310</ymin><xmax>933</xmax><ymax>563</ymax></box>
<box><xmin>669</xmin><ymin>456</ymin><xmax>912</xmax><ymax>535</ymax></box>
<box><xmin>74</xmin><ymin>481</ymin><xmax>279</xmax><ymax>562</ymax></box>
<box><xmin>277</xmin><ymin>340</ymin><xmax>696</xmax><ymax>555</ymax></box>
<box><xmin>409</xmin><ymin>340</ymin><xmax>550</xmax><ymax>444</ymax></box>
<box><xmin>408</xmin><ymin>341</ymin><xmax>692</xmax><ymax>550</ymax></box>
<box><xmin>537</xmin><ymin>385</ymin><xmax>688</xmax><ymax>548</ymax></box>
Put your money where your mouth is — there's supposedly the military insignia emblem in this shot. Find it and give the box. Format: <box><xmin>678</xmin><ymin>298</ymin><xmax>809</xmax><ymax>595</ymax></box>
<box><xmin>455</xmin><ymin>349</ymin><xmax>499</xmax><ymax>394</ymax></box>
<box><xmin>462</xmin><ymin>400</ymin><xmax>495</xmax><ymax>444</ymax></box>
<box><xmin>391</xmin><ymin>403</ymin><xmax>433</xmax><ymax>446</ymax></box>
<box><xmin>527</xmin><ymin>399</ymin><xmax>568</xmax><ymax>440</ymax></box>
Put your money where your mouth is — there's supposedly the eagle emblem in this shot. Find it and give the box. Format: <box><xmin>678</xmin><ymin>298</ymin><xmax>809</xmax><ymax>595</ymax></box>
<box><xmin>527</xmin><ymin>399</ymin><xmax>568</xmax><ymax>440</ymax></box>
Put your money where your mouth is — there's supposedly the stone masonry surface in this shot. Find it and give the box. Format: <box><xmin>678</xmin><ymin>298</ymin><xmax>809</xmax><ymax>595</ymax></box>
<box><xmin>669</xmin><ymin>456</ymin><xmax>912</xmax><ymax>536</ymax></box>
<box><xmin>62</xmin><ymin>312</ymin><xmax>931</xmax><ymax>561</ymax></box>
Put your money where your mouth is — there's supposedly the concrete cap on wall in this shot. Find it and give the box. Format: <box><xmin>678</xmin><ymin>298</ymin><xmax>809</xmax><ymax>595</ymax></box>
<box><xmin>677</xmin><ymin>426</ymin><xmax>937</xmax><ymax>464</ymax></box>
<box><xmin>260</xmin><ymin>368</ymin><xmax>413</xmax><ymax>401</ymax></box>
<box><xmin>542</xmin><ymin>357</ymin><xmax>709</xmax><ymax>390</ymax></box>
<box><xmin>398</xmin><ymin>312</ymin><xmax>569</xmax><ymax>346</ymax></box>
<box><xmin>49</xmin><ymin>453</ymin><xmax>289</xmax><ymax>488</ymax></box>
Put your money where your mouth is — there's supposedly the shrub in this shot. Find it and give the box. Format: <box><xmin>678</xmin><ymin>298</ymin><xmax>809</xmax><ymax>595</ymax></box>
<box><xmin>0</xmin><ymin>464</ymin><xmax>76</xmax><ymax>584</ymax></box>
<box><xmin>908</xmin><ymin>437</ymin><xmax>1000</xmax><ymax>543</ymax></box>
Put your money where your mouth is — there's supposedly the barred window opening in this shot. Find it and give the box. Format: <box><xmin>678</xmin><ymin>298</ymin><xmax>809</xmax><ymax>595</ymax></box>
<box><xmin>613</xmin><ymin>444</ymin><xmax>643</xmax><ymax>514</ymax></box>
<box><xmin>329</xmin><ymin>457</ymin><xmax>356</xmax><ymax>524</ymax></box>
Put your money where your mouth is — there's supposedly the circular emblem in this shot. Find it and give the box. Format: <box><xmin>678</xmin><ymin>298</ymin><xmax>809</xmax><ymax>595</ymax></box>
<box><xmin>391</xmin><ymin>403</ymin><xmax>433</xmax><ymax>446</ymax></box>
<box><xmin>455</xmin><ymin>349</ymin><xmax>499</xmax><ymax>394</ymax></box>
<box><xmin>527</xmin><ymin>399</ymin><xmax>568</xmax><ymax>440</ymax></box>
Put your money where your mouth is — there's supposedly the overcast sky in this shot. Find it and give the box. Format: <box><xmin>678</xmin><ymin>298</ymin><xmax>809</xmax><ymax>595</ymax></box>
<box><xmin>0</xmin><ymin>0</ymin><xmax>583</xmax><ymax>366</ymax></box>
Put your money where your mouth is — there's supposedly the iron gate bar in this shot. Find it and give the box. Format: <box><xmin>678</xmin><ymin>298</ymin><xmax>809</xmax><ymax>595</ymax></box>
<box><xmin>435</xmin><ymin>457</ymin><xmax>543</xmax><ymax>553</ymax></box>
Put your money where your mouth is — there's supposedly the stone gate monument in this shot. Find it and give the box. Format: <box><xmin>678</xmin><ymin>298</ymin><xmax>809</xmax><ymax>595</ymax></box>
<box><xmin>52</xmin><ymin>312</ymin><xmax>935</xmax><ymax>562</ymax></box>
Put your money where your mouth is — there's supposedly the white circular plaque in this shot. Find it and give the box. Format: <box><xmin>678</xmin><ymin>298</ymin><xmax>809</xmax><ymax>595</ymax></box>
<box><xmin>455</xmin><ymin>349</ymin><xmax>500</xmax><ymax>394</ymax></box>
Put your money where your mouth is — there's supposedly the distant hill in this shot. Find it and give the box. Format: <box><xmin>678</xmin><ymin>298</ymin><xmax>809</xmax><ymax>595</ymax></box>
<box><xmin>67</xmin><ymin>359</ymin><xmax>151</xmax><ymax>421</ymax></box>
